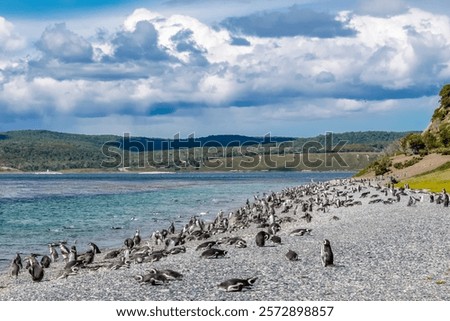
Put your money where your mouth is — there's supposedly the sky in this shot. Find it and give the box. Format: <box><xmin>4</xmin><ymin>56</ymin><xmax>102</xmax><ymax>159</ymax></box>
<box><xmin>1</xmin><ymin>0</ymin><xmax>450</xmax><ymax>138</ymax></box>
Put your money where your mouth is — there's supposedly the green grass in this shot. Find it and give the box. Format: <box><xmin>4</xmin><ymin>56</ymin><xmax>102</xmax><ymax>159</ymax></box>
<box><xmin>396</xmin><ymin>166</ymin><xmax>450</xmax><ymax>192</ymax></box>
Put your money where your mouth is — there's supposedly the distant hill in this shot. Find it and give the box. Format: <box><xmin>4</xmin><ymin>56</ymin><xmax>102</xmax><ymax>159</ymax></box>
<box><xmin>0</xmin><ymin>130</ymin><xmax>413</xmax><ymax>171</ymax></box>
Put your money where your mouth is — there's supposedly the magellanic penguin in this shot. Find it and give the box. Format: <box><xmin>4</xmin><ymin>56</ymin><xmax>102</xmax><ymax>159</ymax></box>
<box><xmin>200</xmin><ymin>248</ymin><xmax>227</xmax><ymax>259</ymax></box>
<box><xmin>255</xmin><ymin>231</ymin><xmax>270</xmax><ymax>247</ymax></box>
<box><xmin>27</xmin><ymin>256</ymin><xmax>44</xmax><ymax>282</ymax></box>
<box><xmin>195</xmin><ymin>241</ymin><xmax>217</xmax><ymax>251</ymax></box>
<box><xmin>40</xmin><ymin>255</ymin><xmax>51</xmax><ymax>268</ymax></box>
<box><xmin>48</xmin><ymin>244</ymin><xmax>58</xmax><ymax>262</ymax></box>
<box><xmin>124</xmin><ymin>238</ymin><xmax>135</xmax><ymax>249</ymax></box>
<box><xmin>148</xmin><ymin>268</ymin><xmax>183</xmax><ymax>281</ymax></box>
<box><xmin>321</xmin><ymin>239</ymin><xmax>334</xmax><ymax>267</ymax></box>
<box><xmin>218</xmin><ymin>277</ymin><xmax>258</xmax><ymax>292</ymax></box>
<box><xmin>270</xmin><ymin>235</ymin><xmax>282</xmax><ymax>245</ymax></box>
<box><xmin>133</xmin><ymin>230</ymin><xmax>141</xmax><ymax>246</ymax></box>
<box><xmin>59</xmin><ymin>242</ymin><xmax>70</xmax><ymax>262</ymax></box>
<box><xmin>88</xmin><ymin>242</ymin><xmax>101</xmax><ymax>254</ymax></box>
<box><xmin>285</xmin><ymin>249</ymin><xmax>299</xmax><ymax>261</ymax></box>
<box><xmin>10</xmin><ymin>253</ymin><xmax>22</xmax><ymax>278</ymax></box>
<box><xmin>289</xmin><ymin>228</ymin><xmax>312</xmax><ymax>236</ymax></box>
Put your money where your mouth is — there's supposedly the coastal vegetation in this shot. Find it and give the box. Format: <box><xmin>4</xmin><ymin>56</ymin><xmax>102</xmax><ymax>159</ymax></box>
<box><xmin>355</xmin><ymin>84</ymin><xmax>450</xmax><ymax>190</ymax></box>
<box><xmin>395</xmin><ymin>161</ymin><xmax>450</xmax><ymax>192</ymax></box>
<box><xmin>0</xmin><ymin>130</ymin><xmax>411</xmax><ymax>172</ymax></box>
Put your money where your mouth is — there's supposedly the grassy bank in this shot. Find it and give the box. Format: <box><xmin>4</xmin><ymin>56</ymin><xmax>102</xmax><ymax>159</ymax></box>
<box><xmin>396</xmin><ymin>161</ymin><xmax>450</xmax><ymax>192</ymax></box>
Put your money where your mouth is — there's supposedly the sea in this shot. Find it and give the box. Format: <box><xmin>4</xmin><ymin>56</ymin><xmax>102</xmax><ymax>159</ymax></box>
<box><xmin>0</xmin><ymin>171</ymin><xmax>353</xmax><ymax>271</ymax></box>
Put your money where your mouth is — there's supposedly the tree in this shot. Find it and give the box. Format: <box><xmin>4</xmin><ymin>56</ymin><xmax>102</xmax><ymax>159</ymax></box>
<box><xmin>439</xmin><ymin>84</ymin><xmax>450</xmax><ymax>109</ymax></box>
<box><xmin>401</xmin><ymin>133</ymin><xmax>426</xmax><ymax>155</ymax></box>
<box><xmin>439</xmin><ymin>124</ymin><xmax>450</xmax><ymax>147</ymax></box>
<box><xmin>422</xmin><ymin>132</ymin><xmax>439</xmax><ymax>150</ymax></box>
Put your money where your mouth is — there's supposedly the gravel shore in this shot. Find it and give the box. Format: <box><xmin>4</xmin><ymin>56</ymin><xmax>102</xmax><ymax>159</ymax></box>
<box><xmin>0</xmin><ymin>179</ymin><xmax>448</xmax><ymax>301</ymax></box>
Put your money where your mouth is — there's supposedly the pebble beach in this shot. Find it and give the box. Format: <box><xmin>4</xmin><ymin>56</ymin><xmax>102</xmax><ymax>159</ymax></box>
<box><xmin>0</xmin><ymin>179</ymin><xmax>448</xmax><ymax>301</ymax></box>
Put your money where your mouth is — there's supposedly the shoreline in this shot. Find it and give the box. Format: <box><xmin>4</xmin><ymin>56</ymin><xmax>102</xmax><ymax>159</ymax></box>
<box><xmin>0</xmin><ymin>169</ymin><xmax>358</xmax><ymax>175</ymax></box>
<box><xmin>0</xmin><ymin>178</ymin><xmax>448</xmax><ymax>301</ymax></box>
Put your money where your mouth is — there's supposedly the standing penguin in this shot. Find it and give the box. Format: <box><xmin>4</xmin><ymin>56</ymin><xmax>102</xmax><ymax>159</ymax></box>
<box><xmin>255</xmin><ymin>231</ymin><xmax>270</xmax><ymax>247</ymax></box>
<box><xmin>10</xmin><ymin>253</ymin><xmax>22</xmax><ymax>278</ymax></box>
<box><xmin>49</xmin><ymin>244</ymin><xmax>58</xmax><ymax>262</ymax></box>
<box><xmin>59</xmin><ymin>242</ymin><xmax>70</xmax><ymax>262</ymax></box>
<box><xmin>321</xmin><ymin>239</ymin><xmax>334</xmax><ymax>267</ymax></box>
<box><xmin>133</xmin><ymin>230</ymin><xmax>141</xmax><ymax>246</ymax></box>
<box><xmin>27</xmin><ymin>256</ymin><xmax>44</xmax><ymax>282</ymax></box>
<box><xmin>88</xmin><ymin>242</ymin><xmax>101</xmax><ymax>254</ymax></box>
<box><xmin>124</xmin><ymin>238</ymin><xmax>135</xmax><ymax>249</ymax></box>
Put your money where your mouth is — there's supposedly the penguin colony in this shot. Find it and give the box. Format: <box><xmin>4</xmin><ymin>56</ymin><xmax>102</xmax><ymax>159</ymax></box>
<box><xmin>6</xmin><ymin>179</ymin><xmax>449</xmax><ymax>295</ymax></box>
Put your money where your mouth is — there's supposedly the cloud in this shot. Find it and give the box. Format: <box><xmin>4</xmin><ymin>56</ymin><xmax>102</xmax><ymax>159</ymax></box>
<box><xmin>0</xmin><ymin>16</ymin><xmax>26</xmax><ymax>53</ymax></box>
<box><xmin>1</xmin><ymin>6</ymin><xmax>450</xmax><ymax>136</ymax></box>
<box><xmin>357</xmin><ymin>0</ymin><xmax>408</xmax><ymax>17</ymax></box>
<box><xmin>36</xmin><ymin>23</ymin><xmax>93</xmax><ymax>63</ymax></box>
<box><xmin>110</xmin><ymin>20</ymin><xmax>170</xmax><ymax>62</ymax></box>
<box><xmin>221</xmin><ymin>6</ymin><xmax>357</xmax><ymax>38</ymax></box>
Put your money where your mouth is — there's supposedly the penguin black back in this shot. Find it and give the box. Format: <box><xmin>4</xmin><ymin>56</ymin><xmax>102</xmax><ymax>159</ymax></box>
<box><xmin>88</xmin><ymin>242</ymin><xmax>101</xmax><ymax>254</ymax></box>
<box><xmin>200</xmin><ymin>248</ymin><xmax>227</xmax><ymax>259</ymax></box>
<box><xmin>255</xmin><ymin>231</ymin><xmax>270</xmax><ymax>247</ymax></box>
<box><xmin>285</xmin><ymin>249</ymin><xmax>298</xmax><ymax>261</ymax></box>
<box><xmin>321</xmin><ymin>239</ymin><xmax>334</xmax><ymax>267</ymax></box>
<box><xmin>40</xmin><ymin>255</ymin><xmax>51</xmax><ymax>268</ymax></box>
<box><xmin>28</xmin><ymin>257</ymin><xmax>44</xmax><ymax>282</ymax></box>
<box><xmin>124</xmin><ymin>238</ymin><xmax>134</xmax><ymax>249</ymax></box>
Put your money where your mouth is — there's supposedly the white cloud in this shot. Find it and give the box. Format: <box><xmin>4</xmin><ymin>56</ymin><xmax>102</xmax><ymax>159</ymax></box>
<box><xmin>1</xmin><ymin>6</ymin><xmax>450</xmax><ymax>136</ymax></box>
<box><xmin>0</xmin><ymin>16</ymin><xmax>26</xmax><ymax>53</ymax></box>
<box><xmin>36</xmin><ymin>23</ymin><xmax>93</xmax><ymax>62</ymax></box>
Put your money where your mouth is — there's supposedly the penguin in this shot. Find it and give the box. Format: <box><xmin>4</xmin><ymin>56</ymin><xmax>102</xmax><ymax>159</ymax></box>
<box><xmin>289</xmin><ymin>228</ymin><xmax>312</xmax><ymax>236</ymax></box>
<box><xmin>195</xmin><ymin>241</ymin><xmax>217</xmax><ymax>251</ymax></box>
<box><xmin>270</xmin><ymin>235</ymin><xmax>282</xmax><ymax>245</ymax></box>
<box><xmin>148</xmin><ymin>268</ymin><xmax>183</xmax><ymax>281</ymax></box>
<box><xmin>78</xmin><ymin>249</ymin><xmax>95</xmax><ymax>266</ymax></box>
<box><xmin>88</xmin><ymin>242</ymin><xmax>101</xmax><ymax>254</ymax></box>
<box><xmin>10</xmin><ymin>254</ymin><xmax>21</xmax><ymax>278</ymax></box>
<box><xmin>200</xmin><ymin>248</ymin><xmax>227</xmax><ymax>259</ymax></box>
<box><xmin>168</xmin><ymin>222</ymin><xmax>175</xmax><ymax>235</ymax></box>
<box><xmin>268</xmin><ymin>223</ymin><xmax>281</xmax><ymax>235</ymax></box>
<box><xmin>134</xmin><ymin>273</ymin><xmax>166</xmax><ymax>285</ymax></box>
<box><xmin>124</xmin><ymin>238</ymin><xmax>134</xmax><ymax>249</ymax></box>
<box><xmin>218</xmin><ymin>277</ymin><xmax>257</xmax><ymax>292</ymax></box>
<box><xmin>321</xmin><ymin>239</ymin><xmax>334</xmax><ymax>267</ymax></box>
<box><xmin>40</xmin><ymin>255</ymin><xmax>51</xmax><ymax>268</ymax></box>
<box><xmin>255</xmin><ymin>231</ymin><xmax>270</xmax><ymax>247</ymax></box>
<box><xmin>59</xmin><ymin>242</ymin><xmax>70</xmax><ymax>262</ymax></box>
<box><xmin>49</xmin><ymin>244</ymin><xmax>58</xmax><ymax>262</ymax></box>
<box><xmin>169</xmin><ymin>246</ymin><xmax>186</xmax><ymax>255</ymax></box>
<box><xmin>27</xmin><ymin>256</ymin><xmax>44</xmax><ymax>282</ymax></box>
<box><xmin>444</xmin><ymin>193</ymin><xmax>449</xmax><ymax>207</ymax></box>
<box><xmin>235</xmin><ymin>240</ymin><xmax>247</xmax><ymax>248</ymax></box>
<box><xmin>133</xmin><ymin>230</ymin><xmax>141</xmax><ymax>246</ymax></box>
<box><xmin>300</xmin><ymin>212</ymin><xmax>312</xmax><ymax>223</ymax></box>
<box><xmin>285</xmin><ymin>250</ymin><xmax>299</xmax><ymax>261</ymax></box>
<box><xmin>12</xmin><ymin>253</ymin><xmax>22</xmax><ymax>270</ymax></box>
<box><xmin>64</xmin><ymin>246</ymin><xmax>78</xmax><ymax>270</ymax></box>
<box><xmin>104</xmin><ymin>249</ymin><xmax>121</xmax><ymax>259</ymax></box>
<box><xmin>109</xmin><ymin>256</ymin><xmax>131</xmax><ymax>270</ymax></box>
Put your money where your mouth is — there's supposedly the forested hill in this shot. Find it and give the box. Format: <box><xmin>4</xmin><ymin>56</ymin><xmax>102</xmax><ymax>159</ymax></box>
<box><xmin>0</xmin><ymin>130</ymin><xmax>414</xmax><ymax>171</ymax></box>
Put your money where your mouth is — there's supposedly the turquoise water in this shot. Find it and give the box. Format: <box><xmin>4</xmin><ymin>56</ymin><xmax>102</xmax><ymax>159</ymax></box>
<box><xmin>0</xmin><ymin>171</ymin><xmax>352</xmax><ymax>271</ymax></box>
